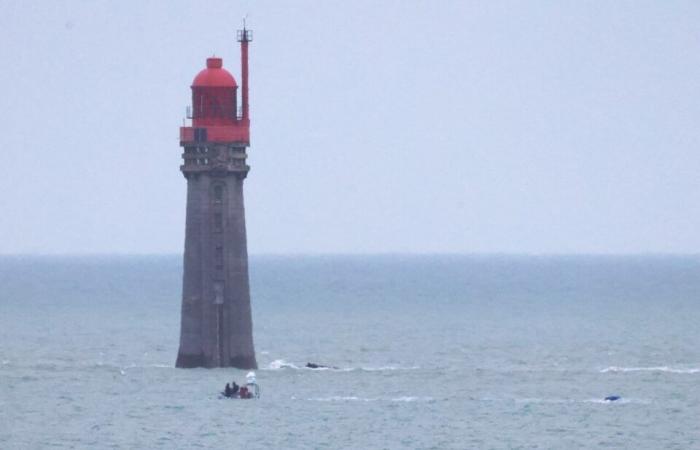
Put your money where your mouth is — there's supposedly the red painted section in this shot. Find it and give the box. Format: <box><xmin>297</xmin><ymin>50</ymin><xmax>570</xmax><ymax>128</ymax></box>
<box><xmin>180</xmin><ymin>123</ymin><xmax>250</xmax><ymax>143</ymax></box>
<box><xmin>192</xmin><ymin>85</ymin><xmax>238</xmax><ymax>127</ymax></box>
<box><xmin>192</xmin><ymin>57</ymin><xmax>238</xmax><ymax>87</ymax></box>
<box><xmin>182</xmin><ymin>42</ymin><xmax>251</xmax><ymax>145</ymax></box>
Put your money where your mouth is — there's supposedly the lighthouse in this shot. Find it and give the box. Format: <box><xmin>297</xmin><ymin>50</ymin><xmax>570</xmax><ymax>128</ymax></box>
<box><xmin>176</xmin><ymin>27</ymin><xmax>257</xmax><ymax>369</ymax></box>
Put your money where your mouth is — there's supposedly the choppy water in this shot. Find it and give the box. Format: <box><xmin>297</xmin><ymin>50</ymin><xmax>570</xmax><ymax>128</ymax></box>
<box><xmin>1</xmin><ymin>255</ymin><xmax>699</xmax><ymax>448</ymax></box>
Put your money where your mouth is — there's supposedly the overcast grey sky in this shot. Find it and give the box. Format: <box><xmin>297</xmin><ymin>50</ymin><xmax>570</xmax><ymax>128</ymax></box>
<box><xmin>1</xmin><ymin>1</ymin><xmax>699</xmax><ymax>254</ymax></box>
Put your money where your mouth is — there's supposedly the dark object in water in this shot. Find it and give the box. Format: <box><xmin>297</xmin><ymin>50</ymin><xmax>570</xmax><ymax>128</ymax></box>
<box><xmin>306</xmin><ymin>362</ymin><xmax>339</xmax><ymax>370</ymax></box>
<box><xmin>604</xmin><ymin>395</ymin><xmax>621</xmax><ymax>402</ymax></box>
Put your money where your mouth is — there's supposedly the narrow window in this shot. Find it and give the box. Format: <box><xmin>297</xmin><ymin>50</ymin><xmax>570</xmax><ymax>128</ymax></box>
<box><xmin>213</xmin><ymin>185</ymin><xmax>224</xmax><ymax>202</ymax></box>
<box><xmin>214</xmin><ymin>213</ymin><xmax>223</xmax><ymax>232</ymax></box>
<box><xmin>215</xmin><ymin>246</ymin><xmax>223</xmax><ymax>270</ymax></box>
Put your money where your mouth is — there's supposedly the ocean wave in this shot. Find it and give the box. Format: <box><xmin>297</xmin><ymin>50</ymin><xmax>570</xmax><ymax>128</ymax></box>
<box><xmin>121</xmin><ymin>363</ymin><xmax>172</xmax><ymax>369</ymax></box>
<box><xmin>600</xmin><ymin>366</ymin><xmax>700</xmax><ymax>374</ymax></box>
<box><xmin>515</xmin><ymin>397</ymin><xmax>650</xmax><ymax>405</ymax></box>
<box><xmin>587</xmin><ymin>398</ymin><xmax>651</xmax><ymax>404</ymax></box>
<box><xmin>391</xmin><ymin>396</ymin><xmax>434</xmax><ymax>402</ymax></box>
<box><xmin>306</xmin><ymin>396</ymin><xmax>433</xmax><ymax>402</ymax></box>
<box><xmin>83</xmin><ymin>362</ymin><xmax>174</xmax><ymax>376</ymax></box>
<box><xmin>264</xmin><ymin>359</ymin><xmax>419</xmax><ymax>372</ymax></box>
<box><xmin>359</xmin><ymin>365</ymin><xmax>420</xmax><ymax>372</ymax></box>
<box><xmin>309</xmin><ymin>396</ymin><xmax>370</xmax><ymax>402</ymax></box>
<box><xmin>115</xmin><ymin>363</ymin><xmax>173</xmax><ymax>376</ymax></box>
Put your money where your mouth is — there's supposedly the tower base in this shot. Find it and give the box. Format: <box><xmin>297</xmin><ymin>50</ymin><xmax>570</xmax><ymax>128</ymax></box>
<box><xmin>176</xmin><ymin>351</ymin><xmax>257</xmax><ymax>369</ymax></box>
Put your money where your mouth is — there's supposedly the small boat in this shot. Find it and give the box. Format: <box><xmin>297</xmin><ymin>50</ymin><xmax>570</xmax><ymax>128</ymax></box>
<box><xmin>221</xmin><ymin>372</ymin><xmax>260</xmax><ymax>399</ymax></box>
<box><xmin>604</xmin><ymin>395</ymin><xmax>621</xmax><ymax>402</ymax></box>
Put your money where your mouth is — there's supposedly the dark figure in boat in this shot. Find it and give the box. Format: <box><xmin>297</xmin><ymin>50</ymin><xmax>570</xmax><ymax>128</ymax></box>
<box><xmin>223</xmin><ymin>381</ymin><xmax>240</xmax><ymax>398</ymax></box>
<box><xmin>306</xmin><ymin>362</ymin><xmax>339</xmax><ymax>370</ymax></box>
<box><xmin>239</xmin><ymin>386</ymin><xmax>252</xmax><ymax>399</ymax></box>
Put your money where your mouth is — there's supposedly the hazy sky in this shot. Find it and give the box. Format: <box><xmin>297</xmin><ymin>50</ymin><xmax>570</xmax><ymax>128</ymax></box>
<box><xmin>1</xmin><ymin>1</ymin><xmax>699</xmax><ymax>254</ymax></box>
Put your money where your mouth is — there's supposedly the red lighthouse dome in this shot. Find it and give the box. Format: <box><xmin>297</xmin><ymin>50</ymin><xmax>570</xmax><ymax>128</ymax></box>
<box><xmin>192</xmin><ymin>57</ymin><xmax>238</xmax><ymax>88</ymax></box>
<box><xmin>191</xmin><ymin>57</ymin><xmax>238</xmax><ymax>126</ymax></box>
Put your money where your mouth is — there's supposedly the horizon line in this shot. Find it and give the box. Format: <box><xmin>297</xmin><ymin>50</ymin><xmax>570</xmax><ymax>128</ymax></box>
<box><xmin>1</xmin><ymin>251</ymin><xmax>700</xmax><ymax>258</ymax></box>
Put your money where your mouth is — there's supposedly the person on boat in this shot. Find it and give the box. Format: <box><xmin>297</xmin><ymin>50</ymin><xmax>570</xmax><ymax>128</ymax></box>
<box><xmin>231</xmin><ymin>381</ymin><xmax>239</xmax><ymax>395</ymax></box>
<box><xmin>224</xmin><ymin>383</ymin><xmax>232</xmax><ymax>397</ymax></box>
<box><xmin>239</xmin><ymin>386</ymin><xmax>250</xmax><ymax>399</ymax></box>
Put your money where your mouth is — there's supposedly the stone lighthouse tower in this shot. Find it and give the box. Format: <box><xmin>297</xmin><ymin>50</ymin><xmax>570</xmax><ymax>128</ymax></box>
<box><xmin>176</xmin><ymin>27</ymin><xmax>257</xmax><ymax>369</ymax></box>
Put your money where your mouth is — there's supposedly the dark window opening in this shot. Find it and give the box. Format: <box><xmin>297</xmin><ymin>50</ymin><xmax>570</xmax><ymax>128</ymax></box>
<box><xmin>213</xmin><ymin>185</ymin><xmax>224</xmax><ymax>202</ymax></box>
<box><xmin>214</xmin><ymin>213</ymin><xmax>223</xmax><ymax>232</ymax></box>
<box><xmin>215</xmin><ymin>246</ymin><xmax>223</xmax><ymax>270</ymax></box>
<box><xmin>194</xmin><ymin>128</ymin><xmax>207</xmax><ymax>142</ymax></box>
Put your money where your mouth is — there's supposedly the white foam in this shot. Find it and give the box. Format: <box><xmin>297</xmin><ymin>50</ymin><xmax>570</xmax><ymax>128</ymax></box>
<box><xmin>584</xmin><ymin>398</ymin><xmax>651</xmax><ymax>405</ymax></box>
<box><xmin>309</xmin><ymin>396</ymin><xmax>370</xmax><ymax>402</ymax></box>
<box><xmin>391</xmin><ymin>396</ymin><xmax>433</xmax><ymax>402</ymax></box>
<box><xmin>306</xmin><ymin>396</ymin><xmax>433</xmax><ymax>402</ymax></box>
<box><xmin>600</xmin><ymin>366</ymin><xmax>700</xmax><ymax>374</ymax></box>
<box><xmin>119</xmin><ymin>363</ymin><xmax>173</xmax><ymax>371</ymax></box>
<box><xmin>266</xmin><ymin>359</ymin><xmax>300</xmax><ymax>370</ymax></box>
<box><xmin>515</xmin><ymin>398</ymin><xmax>569</xmax><ymax>404</ymax></box>
<box><xmin>358</xmin><ymin>365</ymin><xmax>420</xmax><ymax>372</ymax></box>
<box><xmin>582</xmin><ymin>398</ymin><xmax>626</xmax><ymax>404</ymax></box>
<box><xmin>516</xmin><ymin>397</ymin><xmax>650</xmax><ymax>405</ymax></box>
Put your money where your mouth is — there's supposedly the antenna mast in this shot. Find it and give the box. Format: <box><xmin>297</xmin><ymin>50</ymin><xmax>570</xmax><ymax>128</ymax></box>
<box><xmin>237</xmin><ymin>19</ymin><xmax>253</xmax><ymax>121</ymax></box>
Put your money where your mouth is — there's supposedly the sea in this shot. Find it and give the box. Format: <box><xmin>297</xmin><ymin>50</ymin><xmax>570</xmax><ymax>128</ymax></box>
<box><xmin>1</xmin><ymin>255</ymin><xmax>699</xmax><ymax>449</ymax></box>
